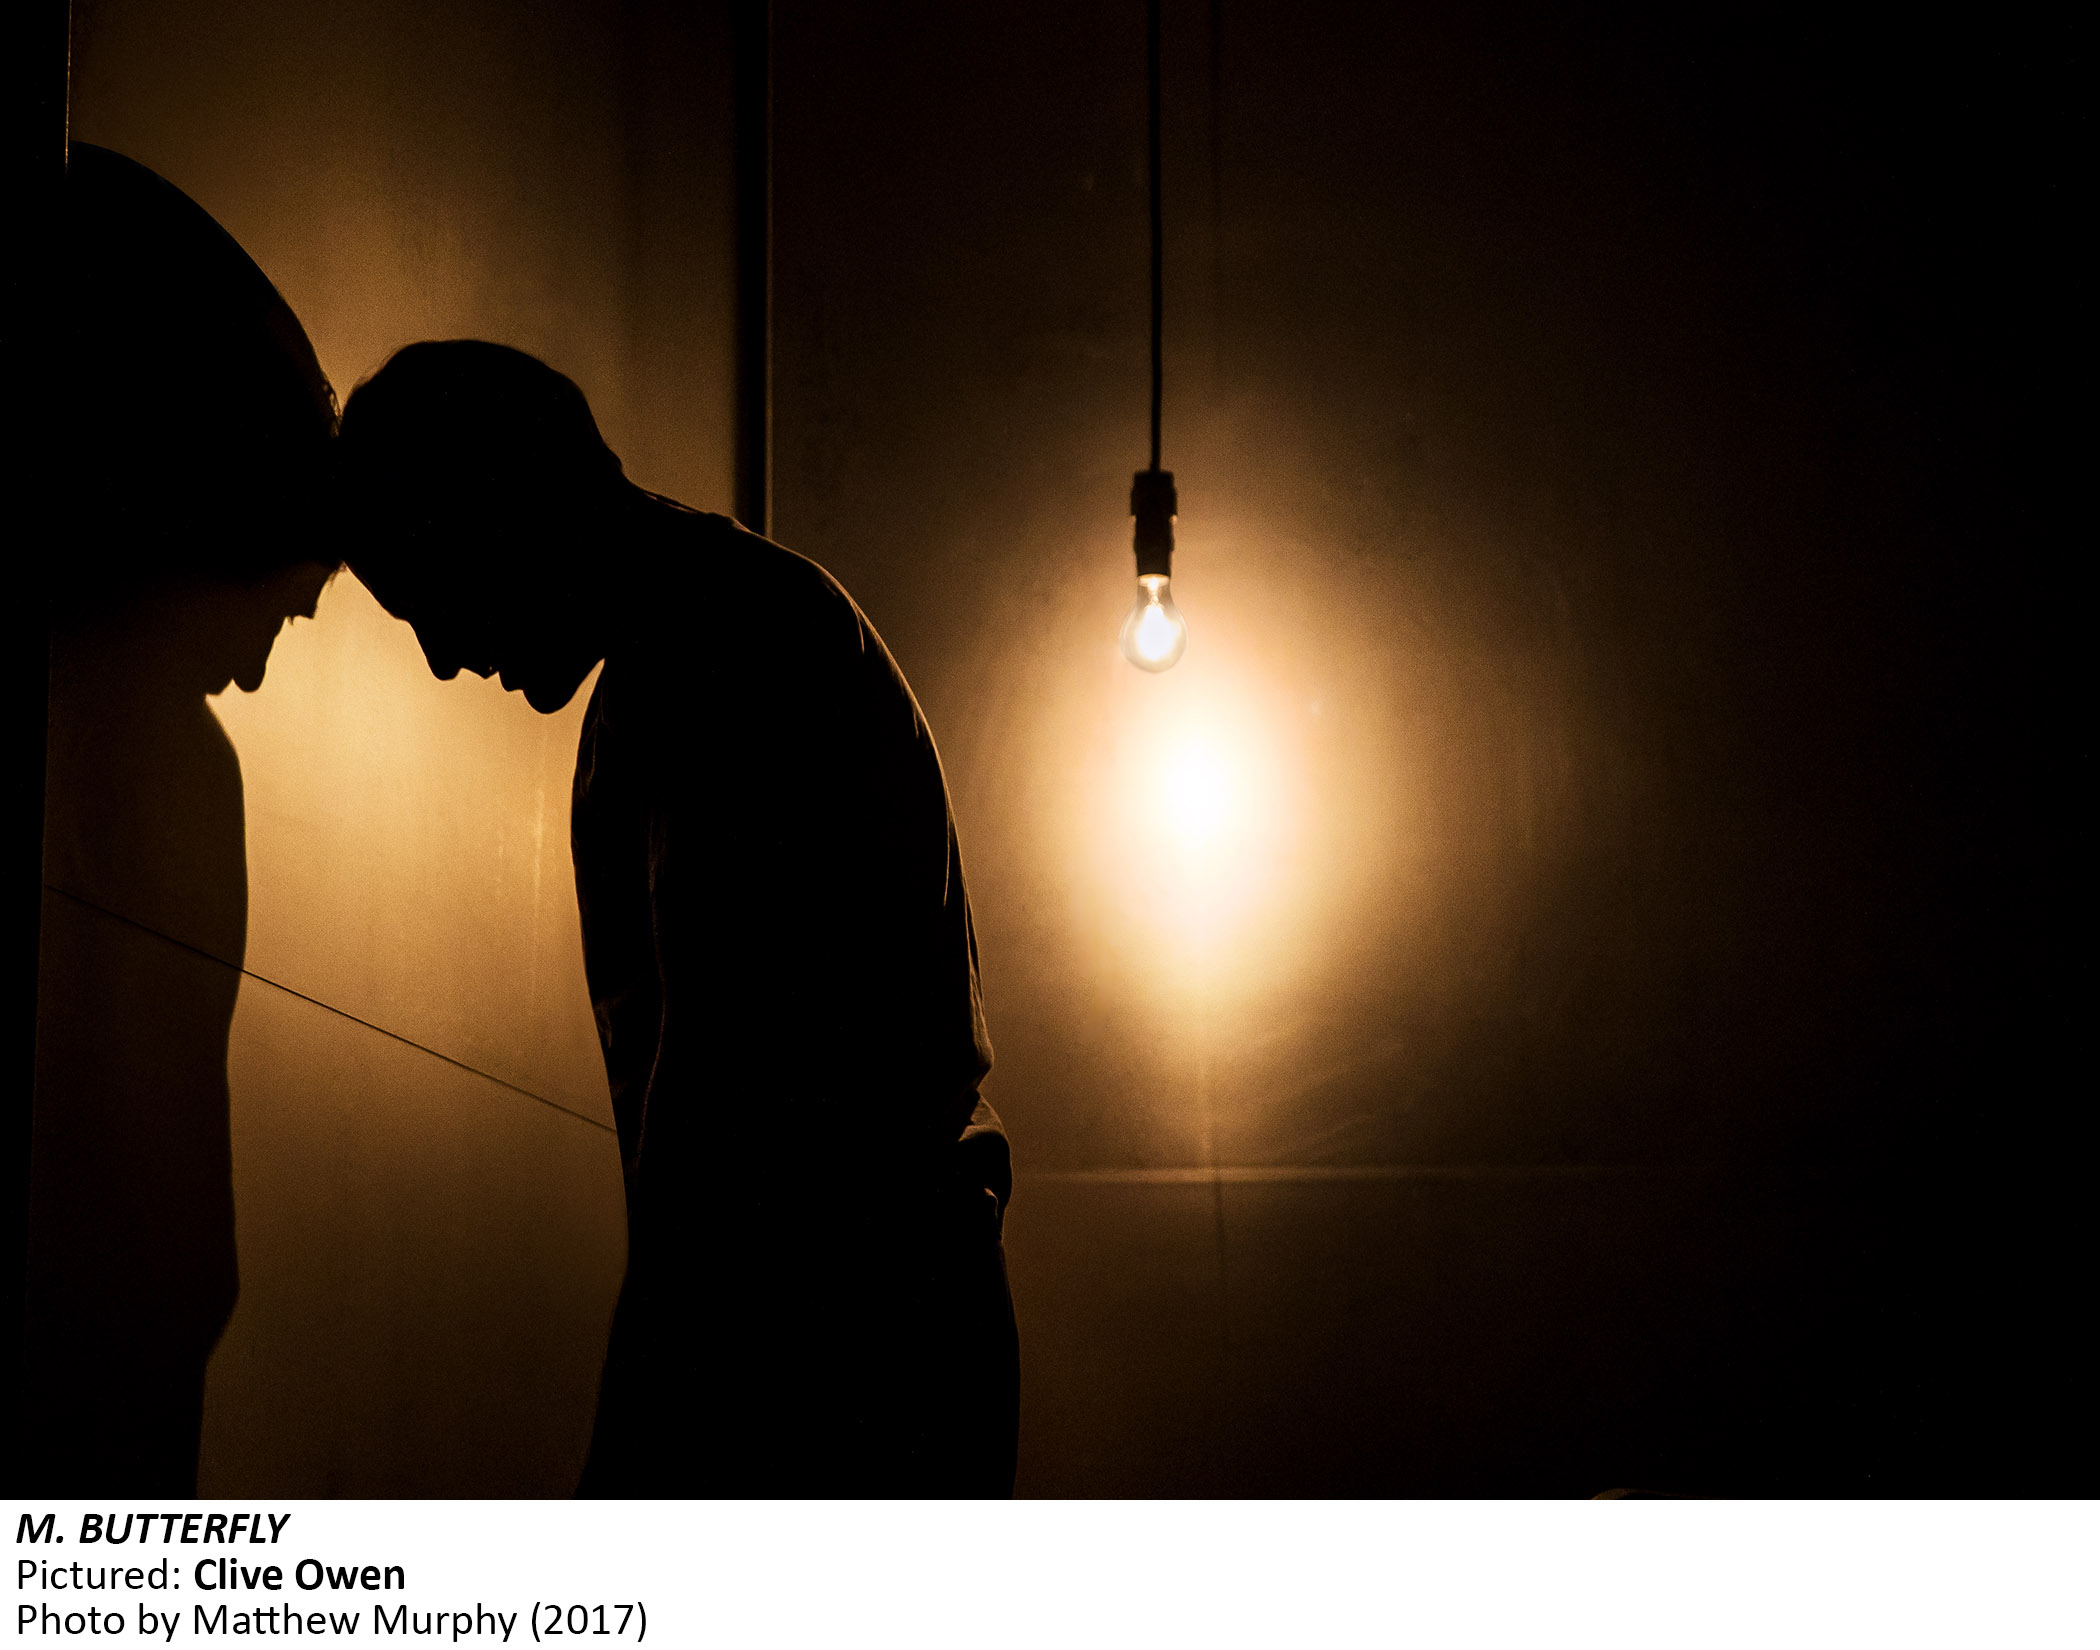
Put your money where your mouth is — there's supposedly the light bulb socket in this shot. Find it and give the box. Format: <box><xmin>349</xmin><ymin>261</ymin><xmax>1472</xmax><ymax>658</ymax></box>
<box><xmin>1131</xmin><ymin>468</ymin><xmax>1177</xmax><ymax>577</ymax></box>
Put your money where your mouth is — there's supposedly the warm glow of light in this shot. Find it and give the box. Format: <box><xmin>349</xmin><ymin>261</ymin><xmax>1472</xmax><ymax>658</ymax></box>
<box><xmin>1132</xmin><ymin>602</ymin><xmax>1180</xmax><ymax>662</ymax></box>
<box><xmin>1156</xmin><ymin>738</ymin><xmax>1238</xmax><ymax>851</ymax></box>
<box><xmin>1014</xmin><ymin>517</ymin><xmax>1419</xmax><ymax>1013</ymax></box>
<box><xmin>1076</xmin><ymin>632</ymin><xmax>1310</xmax><ymax>987</ymax></box>
<box><xmin>207</xmin><ymin>571</ymin><xmax>611</xmax><ymax>1116</ymax></box>
<box><xmin>1120</xmin><ymin>574</ymin><xmax>1189</xmax><ymax>672</ymax></box>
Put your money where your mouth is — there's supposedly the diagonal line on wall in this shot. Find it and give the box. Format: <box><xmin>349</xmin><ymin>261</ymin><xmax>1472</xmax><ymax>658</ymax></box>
<box><xmin>42</xmin><ymin>883</ymin><xmax>615</xmax><ymax>1135</ymax></box>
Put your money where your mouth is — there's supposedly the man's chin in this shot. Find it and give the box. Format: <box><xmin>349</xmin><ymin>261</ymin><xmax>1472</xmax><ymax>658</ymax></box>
<box><xmin>519</xmin><ymin>674</ymin><xmax>585</xmax><ymax>714</ymax></box>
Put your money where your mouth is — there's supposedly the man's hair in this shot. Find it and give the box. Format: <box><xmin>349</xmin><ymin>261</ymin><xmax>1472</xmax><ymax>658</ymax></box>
<box><xmin>337</xmin><ymin>342</ymin><xmax>627</xmax><ymax>569</ymax></box>
<box><xmin>58</xmin><ymin>143</ymin><xmax>340</xmax><ymax>616</ymax></box>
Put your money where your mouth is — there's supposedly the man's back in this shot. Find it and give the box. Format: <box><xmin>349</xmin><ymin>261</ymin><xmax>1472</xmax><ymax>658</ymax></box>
<box><xmin>569</xmin><ymin>506</ymin><xmax>1015</xmax><ymax>1494</ymax></box>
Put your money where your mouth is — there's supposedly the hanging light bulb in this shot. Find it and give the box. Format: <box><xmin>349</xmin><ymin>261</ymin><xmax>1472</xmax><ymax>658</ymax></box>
<box><xmin>1119</xmin><ymin>0</ymin><xmax>1188</xmax><ymax>673</ymax></box>
<box><xmin>1121</xmin><ymin>468</ymin><xmax>1187</xmax><ymax>671</ymax></box>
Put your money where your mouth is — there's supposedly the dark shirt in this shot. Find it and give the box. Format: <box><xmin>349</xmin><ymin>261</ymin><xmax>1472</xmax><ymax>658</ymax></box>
<box><xmin>569</xmin><ymin>506</ymin><xmax>1013</xmax><ymax>1493</ymax></box>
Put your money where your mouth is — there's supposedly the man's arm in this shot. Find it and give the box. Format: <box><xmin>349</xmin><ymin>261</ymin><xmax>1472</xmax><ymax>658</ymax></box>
<box><xmin>631</xmin><ymin>543</ymin><xmax>992</xmax><ymax>1188</ymax></box>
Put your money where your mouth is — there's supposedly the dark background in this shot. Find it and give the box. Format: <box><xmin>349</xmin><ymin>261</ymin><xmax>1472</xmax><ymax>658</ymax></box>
<box><xmin>768</xmin><ymin>1</ymin><xmax>2082</xmax><ymax>1495</ymax></box>
<box><xmin>16</xmin><ymin>0</ymin><xmax>2084</xmax><ymax>1495</ymax></box>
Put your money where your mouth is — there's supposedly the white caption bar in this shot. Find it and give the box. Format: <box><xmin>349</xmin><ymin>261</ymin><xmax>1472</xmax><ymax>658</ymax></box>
<box><xmin>7</xmin><ymin>1500</ymin><xmax>2095</xmax><ymax>1646</ymax></box>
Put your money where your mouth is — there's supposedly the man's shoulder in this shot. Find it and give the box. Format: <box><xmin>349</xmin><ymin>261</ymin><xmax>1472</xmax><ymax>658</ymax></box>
<box><xmin>665</xmin><ymin>506</ymin><xmax>867</xmax><ymax>643</ymax></box>
<box><xmin>621</xmin><ymin>504</ymin><xmax>906</xmax><ymax>716</ymax></box>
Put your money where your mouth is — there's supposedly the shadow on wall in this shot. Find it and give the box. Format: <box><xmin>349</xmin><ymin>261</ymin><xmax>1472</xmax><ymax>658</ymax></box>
<box><xmin>24</xmin><ymin>144</ymin><xmax>337</xmax><ymax>1494</ymax></box>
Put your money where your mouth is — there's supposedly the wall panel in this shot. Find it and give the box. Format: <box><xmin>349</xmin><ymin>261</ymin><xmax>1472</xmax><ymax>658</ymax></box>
<box><xmin>201</xmin><ymin>977</ymin><xmax>623</xmax><ymax>1497</ymax></box>
<box><xmin>211</xmin><ymin>574</ymin><xmax>610</xmax><ymax>1122</ymax></box>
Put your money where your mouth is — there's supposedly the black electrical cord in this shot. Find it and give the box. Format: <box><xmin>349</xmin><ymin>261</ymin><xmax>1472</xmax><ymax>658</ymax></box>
<box><xmin>1130</xmin><ymin>0</ymin><xmax>1176</xmax><ymax>582</ymax></box>
<box><xmin>1148</xmin><ymin>0</ymin><xmax>1164</xmax><ymax>474</ymax></box>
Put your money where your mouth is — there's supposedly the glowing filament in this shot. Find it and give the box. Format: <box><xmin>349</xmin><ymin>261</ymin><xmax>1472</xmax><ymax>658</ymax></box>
<box><xmin>1120</xmin><ymin>574</ymin><xmax>1189</xmax><ymax>672</ymax></box>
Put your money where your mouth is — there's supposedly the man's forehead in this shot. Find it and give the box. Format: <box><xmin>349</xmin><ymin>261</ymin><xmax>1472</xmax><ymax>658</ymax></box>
<box><xmin>348</xmin><ymin>556</ymin><xmax>459</xmax><ymax>623</ymax></box>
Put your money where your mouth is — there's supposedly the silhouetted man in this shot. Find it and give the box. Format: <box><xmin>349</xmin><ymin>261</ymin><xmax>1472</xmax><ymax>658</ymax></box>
<box><xmin>336</xmin><ymin>341</ymin><xmax>1016</xmax><ymax>1495</ymax></box>
<box><xmin>26</xmin><ymin>144</ymin><xmax>338</xmax><ymax>1495</ymax></box>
